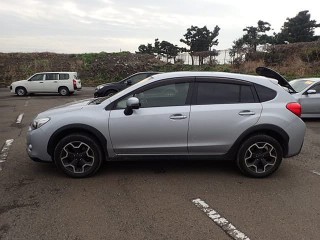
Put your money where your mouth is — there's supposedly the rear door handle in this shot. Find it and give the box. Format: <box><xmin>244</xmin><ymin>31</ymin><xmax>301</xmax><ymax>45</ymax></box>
<box><xmin>53</xmin><ymin>81</ymin><xmax>58</xmax><ymax>83</ymax></box>
<box><xmin>170</xmin><ymin>114</ymin><xmax>187</xmax><ymax>120</ymax></box>
<box><xmin>239</xmin><ymin>110</ymin><xmax>255</xmax><ymax>116</ymax></box>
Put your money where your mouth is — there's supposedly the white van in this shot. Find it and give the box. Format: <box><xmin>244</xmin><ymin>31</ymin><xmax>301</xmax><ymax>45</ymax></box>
<box><xmin>10</xmin><ymin>72</ymin><xmax>82</xmax><ymax>96</ymax></box>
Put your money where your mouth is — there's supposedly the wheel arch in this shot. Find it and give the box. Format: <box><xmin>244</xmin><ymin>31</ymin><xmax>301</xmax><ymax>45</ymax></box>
<box><xmin>227</xmin><ymin>124</ymin><xmax>289</xmax><ymax>159</ymax></box>
<box><xmin>47</xmin><ymin>124</ymin><xmax>108</xmax><ymax>160</ymax></box>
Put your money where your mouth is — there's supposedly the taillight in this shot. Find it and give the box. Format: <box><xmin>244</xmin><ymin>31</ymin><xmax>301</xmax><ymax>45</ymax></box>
<box><xmin>286</xmin><ymin>102</ymin><xmax>302</xmax><ymax>117</ymax></box>
<box><xmin>73</xmin><ymin>79</ymin><xmax>76</xmax><ymax>89</ymax></box>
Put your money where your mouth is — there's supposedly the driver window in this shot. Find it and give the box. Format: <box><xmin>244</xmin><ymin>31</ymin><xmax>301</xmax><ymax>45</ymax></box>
<box><xmin>115</xmin><ymin>82</ymin><xmax>190</xmax><ymax>109</ymax></box>
<box><xmin>309</xmin><ymin>84</ymin><xmax>320</xmax><ymax>93</ymax></box>
<box><xmin>30</xmin><ymin>74</ymin><xmax>44</xmax><ymax>81</ymax></box>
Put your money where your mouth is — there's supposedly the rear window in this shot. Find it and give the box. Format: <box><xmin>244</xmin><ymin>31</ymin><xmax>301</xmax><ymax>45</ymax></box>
<box><xmin>196</xmin><ymin>82</ymin><xmax>255</xmax><ymax>105</ymax></box>
<box><xmin>59</xmin><ymin>74</ymin><xmax>69</xmax><ymax>80</ymax></box>
<box><xmin>254</xmin><ymin>84</ymin><xmax>277</xmax><ymax>102</ymax></box>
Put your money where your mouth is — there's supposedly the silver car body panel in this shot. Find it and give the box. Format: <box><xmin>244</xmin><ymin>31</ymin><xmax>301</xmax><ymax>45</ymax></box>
<box><xmin>188</xmin><ymin>103</ymin><xmax>262</xmax><ymax>154</ymax></box>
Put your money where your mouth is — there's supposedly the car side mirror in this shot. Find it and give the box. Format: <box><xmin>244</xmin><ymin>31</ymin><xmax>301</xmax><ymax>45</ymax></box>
<box><xmin>306</xmin><ymin>89</ymin><xmax>316</xmax><ymax>95</ymax></box>
<box><xmin>124</xmin><ymin>97</ymin><xmax>140</xmax><ymax>115</ymax></box>
<box><xmin>126</xmin><ymin>80</ymin><xmax>132</xmax><ymax>86</ymax></box>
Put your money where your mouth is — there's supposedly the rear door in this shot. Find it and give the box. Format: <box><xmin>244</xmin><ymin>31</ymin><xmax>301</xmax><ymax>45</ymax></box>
<box><xmin>44</xmin><ymin>73</ymin><xmax>59</xmax><ymax>92</ymax></box>
<box><xmin>188</xmin><ymin>77</ymin><xmax>262</xmax><ymax>155</ymax></box>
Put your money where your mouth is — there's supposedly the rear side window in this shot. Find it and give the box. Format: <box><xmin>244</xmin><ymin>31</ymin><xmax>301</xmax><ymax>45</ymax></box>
<box><xmin>59</xmin><ymin>74</ymin><xmax>69</xmax><ymax>80</ymax></box>
<box><xmin>196</xmin><ymin>82</ymin><xmax>255</xmax><ymax>105</ymax></box>
<box><xmin>254</xmin><ymin>84</ymin><xmax>277</xmax><ymax>102</ymax></box>
<box><xmin>45</xmin><ymin>73</ymin><xmax>58</xmax><ymax>80</ymax></box>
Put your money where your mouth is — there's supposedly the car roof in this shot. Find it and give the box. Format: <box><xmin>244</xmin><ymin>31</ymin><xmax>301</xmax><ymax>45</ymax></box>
<box><xmin>35</xmin><ymin>72</ymin><xmax>77</xmax><ymax>74</ymax></box>
<box><xmin>152</xmin><ymin>71</ymin><xmax>275</xmax><ymax>85</ymax></box>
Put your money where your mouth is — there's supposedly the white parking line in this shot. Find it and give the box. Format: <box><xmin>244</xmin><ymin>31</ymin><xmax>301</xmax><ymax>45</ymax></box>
<box><xmin>24</xmin><ymin>100</ymin><xmax>29</xmax><ymax>107</ymax></box>
<box><xmin>16</xmin><ymin>113</ymin><xmax>24</xmax><ymax>124</ymax></box>
<box><xmin>192</xmin><ymin>198</ymin><xmax>250</xmax><ymax>240</ymax></box>
<box><xmin>311</xmin><ymin>170</ymin><xmax>320</xmax><ymax>176</ymax></box>
<box><xmin>0</xmin><ymin>139</ymin><xmax>14</xmax><ymax>171</ymax></box>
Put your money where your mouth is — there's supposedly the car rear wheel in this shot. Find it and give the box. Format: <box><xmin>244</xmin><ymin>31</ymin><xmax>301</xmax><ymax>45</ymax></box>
<box><xmin>54</xmin><ymin>134</ymin><xmax>103</xmax><ymax>178</ymax></box>
<box><xmin>58</xmin><ymin>87</ymin><xmax>70</xmax><ymax>96</ymax></box>
<box><xmin>237</xmin><ymin>135</ymin><xmax>283</xmax><ymax>178</ymax></box>
<box><xmin>16</xmin><ymin>87</ymin><xmax>27</xmax><ymax>96</ymax></box>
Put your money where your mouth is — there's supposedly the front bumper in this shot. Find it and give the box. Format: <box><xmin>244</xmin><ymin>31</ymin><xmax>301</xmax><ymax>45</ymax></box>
<box><xmin>27</xmin><ymin>127</ymin><xmax>53</xmax><ymax>162</ymax></box>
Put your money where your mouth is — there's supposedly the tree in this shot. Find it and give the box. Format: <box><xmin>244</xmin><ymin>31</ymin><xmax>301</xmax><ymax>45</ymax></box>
<box><xmin>180</xmin><ymin>25</ymin><xmax>220</xmax><ymax>65</ymax></box>
<box><xmin>159</xmin><ymin>41</ymin><xmax>180</xmax><ymax>63</ymax></box>
<box><xmin>137</xmin><ymin>43</ymin><xmax>154</xmax><ymax>54</ymax></box>
<box><xmin>274</xmin><ymin>10</ymin><xmax>320</xmax><ymax>44</ymax></box>
<box><xmin>241</xmin><ymin>20</ymin><xmax>272</xmax><ymax>52</ymax></box>
<box><xmin>230</xmin><ymin>20</ymin><xmax>272</xmax><ymax>63</ymax></box>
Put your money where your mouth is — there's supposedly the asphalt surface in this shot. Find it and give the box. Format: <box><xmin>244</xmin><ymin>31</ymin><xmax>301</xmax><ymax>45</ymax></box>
<box><xmin>0</xmin><ymin>87</ymin><xmax>320</xmax><ymax>240</ymax></box>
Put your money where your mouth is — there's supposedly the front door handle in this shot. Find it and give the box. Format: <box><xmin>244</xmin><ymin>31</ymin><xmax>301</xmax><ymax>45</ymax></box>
<box><xmin>39</xmin><ymin>82</ymin><xmax>44</xmax><ymax>83</ymax></box>
<box><xmin>239</xmin><ymin>110</ymin><xmax>255</xmax><ymax>116</ymax></box>
<box><xmin>170</xmin><ymin>114</ymin><xmax>187</xmax><ymax>120</ymax></box>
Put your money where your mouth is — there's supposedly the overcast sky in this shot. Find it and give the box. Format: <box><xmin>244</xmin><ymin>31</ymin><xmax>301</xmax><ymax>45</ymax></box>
<box><xmin>1</xmin><ymin>0</ymin><xmax>320</xmax><ymax>53</ymax></box>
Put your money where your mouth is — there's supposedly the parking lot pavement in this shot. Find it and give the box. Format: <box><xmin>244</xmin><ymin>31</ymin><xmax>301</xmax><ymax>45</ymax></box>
<box><xmin>0</xmin><ymin>87</ymin><xmax>320</xmax><ymax>240</ymax></box>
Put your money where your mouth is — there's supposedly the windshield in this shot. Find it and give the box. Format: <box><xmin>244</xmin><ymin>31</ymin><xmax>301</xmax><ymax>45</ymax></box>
<box><xmin>290</xmin><ymin>79</ymin><xmax>315</xmax><ymax>92</ymax></box>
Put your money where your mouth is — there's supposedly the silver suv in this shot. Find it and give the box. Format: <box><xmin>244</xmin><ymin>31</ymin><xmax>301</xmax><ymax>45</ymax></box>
<box><xmin>27</xmin><ymin>68</ymin><xmax>306</xmax><ymax>178</ymax></box>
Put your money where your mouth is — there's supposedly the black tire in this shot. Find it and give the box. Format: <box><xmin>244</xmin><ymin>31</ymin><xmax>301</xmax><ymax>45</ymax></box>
<box><xmin>104</xmin><ymin>90</ymin><xmax>117</xmax><ymax>98</ymax></box>
<box><xmin>58</xmin><ymin>87</ymin><xmax>70</xmax><ymax>96</ymax></box>
<box><xmin>15</xmin><ymin>87</ymin><xmax>27</xmax><ymax>96</ymax></box>
<box><xmin>236</xmin><ymin>135</ymin><xmax>283</xmax><ymax>178</ymax></box>
<box><xmin>54</xmin><ymin>134</ymin><xmax>103</xmax><ymax>178</ymax></box>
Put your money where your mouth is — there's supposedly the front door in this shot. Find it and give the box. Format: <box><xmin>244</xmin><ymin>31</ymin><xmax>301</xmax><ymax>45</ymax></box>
<box><xmin>109</xmin><ymin>79</ymin><xmax>193</xmax><ymax>155</ymax></box>
<box><xmin>28</xmin><ymin>73</ymin><xmax>45</xmax><ymax>92</ymax></box>
<box><xmin>300</xmin><ymin>84</ymin><xmax>320</xmax><ymax>115</ymax></box>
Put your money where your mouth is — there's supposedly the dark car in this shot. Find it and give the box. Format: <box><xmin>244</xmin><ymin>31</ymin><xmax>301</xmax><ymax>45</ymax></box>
<box><xmin>94</xmin><ymin>72</ymin><xmax>159</xmax><ymax>97</ymax></box>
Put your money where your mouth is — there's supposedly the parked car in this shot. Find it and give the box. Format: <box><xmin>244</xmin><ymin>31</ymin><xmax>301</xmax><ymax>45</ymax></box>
<box><xmin>10</xmin><ymin>72</ymin><xmax>81</xmax><ymax>96</ymax></box>
<box><xmin>27</xmin><ymin>68</ymin><xmax>305</xmax><ymax>178</ymax></box>
<box><xmin>94</xmin><ymin>72</ymin><xmax>159</xmax><ymax>97</ymax></box>
<box><xmin>289</xmin><ymin>78</ymin><xmax>320</xmax><ymax>118</ymax></box>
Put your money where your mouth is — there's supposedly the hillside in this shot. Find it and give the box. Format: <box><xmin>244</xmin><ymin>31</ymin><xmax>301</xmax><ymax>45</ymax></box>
<box><xmin>0</xmin><ymin>52</ymin><xmax>163</xmax><ymax>87</ymax></box>
<box><xmin>1</xmin><ymin>41</ymin><xmax>320</xmax><ymax>87</ymax></box>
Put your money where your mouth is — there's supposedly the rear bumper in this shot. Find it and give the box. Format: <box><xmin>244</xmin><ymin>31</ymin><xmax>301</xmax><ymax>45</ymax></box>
<box><xmin>285</xmin><ymin>118</ymin><xmax>306</xmax><ymax>158</ymax></box>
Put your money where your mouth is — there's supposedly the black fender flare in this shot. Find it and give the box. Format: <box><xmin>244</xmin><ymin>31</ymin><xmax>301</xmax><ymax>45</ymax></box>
<box><xmin>226</xmin><ymin>124</ymin><xmax>289</xmax><ymax>159</ymax></box>
<box><xmin>47</xmin><ymin>124</ymin><xmax>108</xmax><ymax>159</ymax></box>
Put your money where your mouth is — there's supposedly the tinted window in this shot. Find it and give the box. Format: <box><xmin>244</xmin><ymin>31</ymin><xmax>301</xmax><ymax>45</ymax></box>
<box><xmin>254</xmin><ymin>84</ymin><xmax>277</xmax><ymax>102</ymax></box>
<box><xmin>240</xmin><ymin>85</ymin><xmax>255</xmax><ymax>103</ymax></box>
<box><xmin>115</xmin><ymin>82</ymin><xmax>190</xmax><ymax>109</ymax></box>
<box><xmin>128</xmin><ymin>73</ymin><xmax>149</xmax><ymax>84</ymax></box>
<box><xmin>197</xmin><ymin>82</ymin><xmax>241</xmax><ymax>104</ymax></box>
<box><xmin>30</xmin><ymin>74</ymin><xmax>44</xmax><ymax>81</ymax></box>
<box><xmin>309</xmin><ymin>84</ymin><xmax>320</xmax><ymax>93</ymax></box>
<box><xmin>59</xmin><ymin>74</ymin><xmax>69</xmax><ymax>80</ymax></box>
<box><xmin>45</xmin><ymin>73</ymin><xmax>58</xmax><ymax>80</ymax></box>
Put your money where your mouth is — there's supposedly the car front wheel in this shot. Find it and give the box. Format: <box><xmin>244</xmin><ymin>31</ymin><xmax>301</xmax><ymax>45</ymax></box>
<box><xmin>16</xmin><ymin>87</ymin><xmax>27</xmax><ymax>96</ymax></box>
<box><xmin>54</xmin><ymin>134</ymin><xmax>103</xmax><ymax>178</ymax></box>
<box><xmin>237</xmin><ymin>135</ymin><xmax>283</xmax><ymax>178</ymax></box>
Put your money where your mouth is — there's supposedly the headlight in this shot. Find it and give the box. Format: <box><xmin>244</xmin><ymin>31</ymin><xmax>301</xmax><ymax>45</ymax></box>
<box><xmin>95</xmin><ymin>85</ymin><xmax>105</xmax><ymax>91</ymax></box>
<box><xmin>31</xmin><ymin>117</ymin><xmax>50</xmax><ymax>129</ymax></box>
